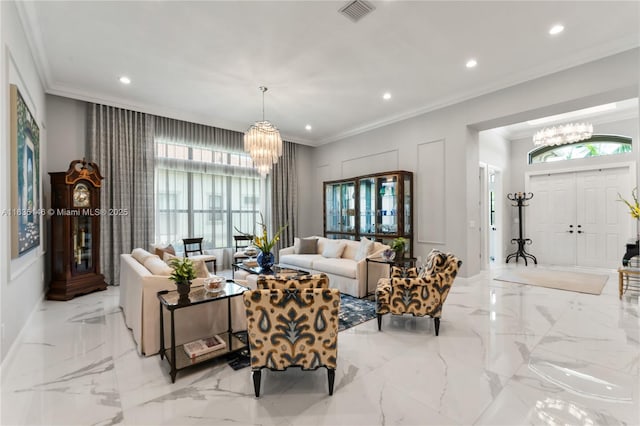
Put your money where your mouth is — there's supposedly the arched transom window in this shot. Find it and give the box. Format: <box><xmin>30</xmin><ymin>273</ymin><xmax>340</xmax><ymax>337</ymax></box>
<box><xmin>528</xmin><ymin>135</ymin><xmax>632</xmax><ymax>164</ymax></box>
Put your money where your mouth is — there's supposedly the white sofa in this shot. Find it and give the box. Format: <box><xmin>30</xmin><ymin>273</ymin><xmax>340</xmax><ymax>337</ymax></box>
<box><xmin>119</xmin><ymin>250</ymin><xmax>246</xmax><ymax>356</ymax></box>
<box><xmin>278</xmin><ymin>236</ymin><xmax>390</xmax><ymax>297</ymax></box>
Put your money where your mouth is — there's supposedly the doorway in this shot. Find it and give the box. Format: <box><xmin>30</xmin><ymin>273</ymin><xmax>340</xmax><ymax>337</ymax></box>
<box><xmin>527</xmin><ymin>165</ymin><xmax>633</xmax><ymax>269</ymax></box>
<box><xmin>480</xmin><ymin>164</ymin><xmax>503</xmax><ymax>270</ymax></box>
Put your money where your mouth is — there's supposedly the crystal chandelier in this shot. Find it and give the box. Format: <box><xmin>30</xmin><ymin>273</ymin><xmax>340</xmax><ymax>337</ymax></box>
<box><xmin>244</xmin><ymin>86</ymin><xmax>283</xmax><ymax>176</ymax></box>
<box><xmin>532</xmin><ymin>122</ymin><xmax>593</xmax><ymax>147</ymax></box>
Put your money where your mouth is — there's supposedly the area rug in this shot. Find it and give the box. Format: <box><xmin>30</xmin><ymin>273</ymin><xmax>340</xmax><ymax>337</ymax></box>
<box><xmin>339</xmin><ymin>293</ymin><xmax>377</xmax><ymax>332</ymax></box>
<box><xmin>226</xmin><ymin>294</ymin><xmax>376</xmax><ymax>370</ymax></box>
<box><xmin>494</xmin><ymin>269</ymin><xmax>608</xmax><ymax>295</ymax></box>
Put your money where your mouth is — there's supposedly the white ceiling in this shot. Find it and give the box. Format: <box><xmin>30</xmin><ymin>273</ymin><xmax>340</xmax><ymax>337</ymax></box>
<box><xmin>18</xmin><ymin>1</ymin><xmax>640</xmax><ymax>146</ymax></box>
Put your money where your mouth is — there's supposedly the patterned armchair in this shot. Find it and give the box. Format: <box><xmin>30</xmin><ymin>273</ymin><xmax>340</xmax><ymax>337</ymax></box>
<box><xmin>376</xmin><ymin>250</ymin><xmax>461</xmax><ymax>336</ymax></box>
<box><xmin>243</xmin><ymin>273</ymin><xmax>340</xmax><ymax>397</ymax></box>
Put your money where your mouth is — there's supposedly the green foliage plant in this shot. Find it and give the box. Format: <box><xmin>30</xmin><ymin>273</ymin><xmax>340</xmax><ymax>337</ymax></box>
<box><xmin>168</xmin><ymin>257</ymin><xmax>196</xmax><ymax>284</ymax></box>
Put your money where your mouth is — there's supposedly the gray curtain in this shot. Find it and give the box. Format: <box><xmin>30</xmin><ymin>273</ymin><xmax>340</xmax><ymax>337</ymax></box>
<box><xmin>270</xmin><ymin>141</ymin><xmax>298</xmax><ymax>256</ymax></box>
<box><xmin>88</xmin><ymin>104</ymin><xmax>155</xmax><ymax>285</ymax></box>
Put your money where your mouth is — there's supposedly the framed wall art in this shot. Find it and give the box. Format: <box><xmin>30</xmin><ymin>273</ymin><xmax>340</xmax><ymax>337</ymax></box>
<box><xmin>10</xmin><ymin>84</ymin><xmax>41</xmax><ymax>258</ymax></box>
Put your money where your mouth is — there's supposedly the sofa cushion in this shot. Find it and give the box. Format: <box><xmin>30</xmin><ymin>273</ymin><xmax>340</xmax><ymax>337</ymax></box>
<box><xmin>341</xmin><ymin>239</ymin><xmax>360</xmax><ymax>260</ymax></box>
<box><xmin>312</xmin><ymin>258</ymin><xmax>357</xmax><ymax>279</ymax></box>
<box><xmin>297</xmin><ymin>237</ymin><xmax>318</xmax><ymax>254</ymax></box>
<box><xmin>354</xmin><ymin>237</ymin><xmax>374</xmax><ymax>261</ymax></box>
<box><xmin>131</xmin><ymin>248</ymin><xmax>155</xmax><ymax>265</ymax></box>
<box><xmin>280</xmin><ymin>254</ymin><xmax>324</xmax><ymax>269</ymax></box>
<box><xmin>143</xmin><ymin>255</ymin><xmax>173</xmax><ymax>276</ymax></box>
<box><xmin>322</xmin><ymin>240</ymin><xmax>346</xmax><ymax>258</ymax></box>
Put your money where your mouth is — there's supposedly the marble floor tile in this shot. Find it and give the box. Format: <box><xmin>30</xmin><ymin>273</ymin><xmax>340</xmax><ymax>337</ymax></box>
<box><xmin>1</xmin><ymin>267</ymin><xmax>638</xmax><ymax>426</ymax></box>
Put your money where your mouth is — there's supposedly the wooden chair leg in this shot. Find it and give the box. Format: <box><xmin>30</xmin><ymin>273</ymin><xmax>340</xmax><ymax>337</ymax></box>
<box><xmin>377</xmin><ymin>314</ymin><xmax>382</xmax><ymax>331</ymax></box>
<box><xmin>434</xmin><ymin>317</ymin><xmax>440</xmax><ymax>336</ymax></box>
<box><xmin>619</xmin><ymin>270</ymin><xmax>625</xmax><ymax>300</ymax></box>
<box><xmin>252</xmin><ymin>370</ymin><xmax>261</xmax><ymax>397</ymax></box>
<box><xmin>327</xmin><ymin>368</ymin><xmax>335</xmax><ymax>396</ymax></box>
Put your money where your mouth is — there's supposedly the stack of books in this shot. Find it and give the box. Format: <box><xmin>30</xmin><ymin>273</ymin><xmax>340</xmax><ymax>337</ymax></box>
<box><xmin>183</xmin><ymin>335</ymin><xmax>226</xmax><ymax>359</ymax></box>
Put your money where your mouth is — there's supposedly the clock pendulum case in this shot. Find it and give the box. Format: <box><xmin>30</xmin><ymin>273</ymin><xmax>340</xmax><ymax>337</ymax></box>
<box><xmin>47</xmin><ymin>159</ymin><xmax>107</xmax><ymax>300</ymax></box>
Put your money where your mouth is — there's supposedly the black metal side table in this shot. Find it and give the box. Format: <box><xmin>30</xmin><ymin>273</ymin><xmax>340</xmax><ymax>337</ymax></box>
<box><xmin>365</xmin><ymin>256</ymin><xmax>417</xmax><ymax>297</ymax></box>
<box><xmin>158</xmin><ymin>280</ymin><xmax>248</xmax><ymax>383</ymax></box>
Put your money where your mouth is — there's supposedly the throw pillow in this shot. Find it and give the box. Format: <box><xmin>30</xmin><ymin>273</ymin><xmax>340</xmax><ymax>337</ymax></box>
<box><xmin>164</xmin><ymin>252</ymin><xmax>210</xmax><ymax>278</ymax></box>
<box><xmin>298</xmin><ymin>238</ymin><xmax>318</xmax><ymax>255</ymax></box>
<box><xmin>131</xmin><ymin>248</ymin><xmax>154</xmax><ymax>264</ymax></box>
<box><xmin>354</xmin><ymin>237</ymin><xmax>374</xmax><ymax>261</ymax></box>
<box><xmin>322</xmin><ymin>240</ymin><xmax>346</xmax><ymax>258</ymax></box>
<box><xmin>154</xmin><ymin>243</ymin><xmax>176</xmax><ymax>259</ymax></box>
<box><xmin>143</xmin><ymin>255</ymin><xmax>173</xmax><ymax>276</ymax></box>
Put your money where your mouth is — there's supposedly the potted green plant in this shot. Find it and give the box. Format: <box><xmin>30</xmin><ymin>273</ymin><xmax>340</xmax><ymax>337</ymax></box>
<box><xmin>391</xmin><ymin>237</ymin><xmax>407</xmax><ymax>259</ymax></box>
<box><xmin>168</xmin><ymin>257</ymin><xmax>197</xmax><ymax>298</ymax></box>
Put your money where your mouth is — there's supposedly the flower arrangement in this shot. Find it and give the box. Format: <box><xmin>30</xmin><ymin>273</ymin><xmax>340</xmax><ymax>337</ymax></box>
<box><xmin>235</xmin><ymin>213</ymin><xmax>288</xmax><ymax>255</ymax></box>
<box><xmin>618</xmin><ymin>188</ymin><xmax>640</xmax><ymax>219</ymax></box>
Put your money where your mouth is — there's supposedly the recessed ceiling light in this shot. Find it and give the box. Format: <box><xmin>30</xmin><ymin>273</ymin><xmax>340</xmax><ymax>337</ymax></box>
<box><xmin>383</xmin><ymin>92</ymin><xmax>391</xmax><ymax>100</ymax></box>
<box><xmin>305</xmin><ymin>124</ymin><xmax>312</xmax><ymax>131</ymax></box>
<box><xmin>549</xmin><ymin>24</ymin><xmax>564</xmax><ymax>35</ymax></box>
<box><xmin>119</xmin><ymin>76</ymin><xmax>131</xmax><ymax>85</ymax></box>
<box><xmin>466</xmin><ymin>59</ymin><xmax>477</xmax><ymax>68</ymax></box>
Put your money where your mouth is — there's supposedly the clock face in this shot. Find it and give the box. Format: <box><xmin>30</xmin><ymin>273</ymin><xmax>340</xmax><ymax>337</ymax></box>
<box><xmin>73</xmin><ymin>183</ymin><xmax>90</xmax><ymax>207</ymax></box>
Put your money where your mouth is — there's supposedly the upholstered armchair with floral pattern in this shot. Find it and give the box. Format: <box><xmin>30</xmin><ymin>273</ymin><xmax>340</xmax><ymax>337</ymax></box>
<box><xmin>243</xmin><ymin>273</ymin><xmax>340</xmax><ymax>397</ymax></box>
<box><xmin>375</xmin><ymin>250</ymin><xmax>462</xmax><ymax>336</ymax></box>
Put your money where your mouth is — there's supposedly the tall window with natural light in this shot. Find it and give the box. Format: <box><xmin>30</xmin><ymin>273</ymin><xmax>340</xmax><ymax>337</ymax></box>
<box><xmin>155</xmin><ymin>140</ymin><xmax>261</xmax><ymax>251</ymax></box>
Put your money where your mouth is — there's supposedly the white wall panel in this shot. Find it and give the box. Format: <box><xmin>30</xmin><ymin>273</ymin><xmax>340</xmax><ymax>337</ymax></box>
<box><xmin>417</xmin><ymin>140</ymin><xmax>445</xmax><ymax>244</ymax></box>
<box><xmin>341</xmin><ymin>150</ymin><xmax>398</xmax><ymax>178</ymax></box>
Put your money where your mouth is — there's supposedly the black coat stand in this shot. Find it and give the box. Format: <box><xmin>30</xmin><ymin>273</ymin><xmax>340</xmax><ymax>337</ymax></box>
<box><xmin>505</xmin><ymin>192</ymin><xmax>537</xmax><ymax>265</ymax></box>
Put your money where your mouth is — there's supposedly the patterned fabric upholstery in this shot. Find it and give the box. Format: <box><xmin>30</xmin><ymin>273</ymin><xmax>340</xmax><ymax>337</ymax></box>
<box><xmin>376</xmin><ymin>252</ymin><xmax>461</xmax><ymax>336</ymax></box>
<box><xmin>243</xmin><ymin>273</ymin><xmax>340</xmax><ymax>397</ymax></box>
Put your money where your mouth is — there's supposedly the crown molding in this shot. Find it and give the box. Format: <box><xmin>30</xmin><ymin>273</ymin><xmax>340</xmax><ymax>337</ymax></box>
<box><xmin>318</xmin><ymin>40</ymin><xmax>639</xmax><ymax>145</ymax></box>
<box><xmin>14</xmin><ymin>1</ymin><xmax>53</xmax><ymax>89</ymax></box>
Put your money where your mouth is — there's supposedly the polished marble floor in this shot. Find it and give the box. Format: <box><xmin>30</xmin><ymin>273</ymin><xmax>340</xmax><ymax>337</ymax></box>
<box><xmin>1</xmin><ymin>265</ymin><xmax>638</xmax><ymax>425</ymax></box>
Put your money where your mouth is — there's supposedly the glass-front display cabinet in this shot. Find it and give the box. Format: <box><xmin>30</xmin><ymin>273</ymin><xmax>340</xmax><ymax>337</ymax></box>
<box><xmin>324</xmin><ymin>180</ymin><xmax>356</xmax><ymax>239</ymax></box>
<box><xmin>324</xmin><ymin>171</ymin><xmax>413</xmax><ymax>255</ymax></box>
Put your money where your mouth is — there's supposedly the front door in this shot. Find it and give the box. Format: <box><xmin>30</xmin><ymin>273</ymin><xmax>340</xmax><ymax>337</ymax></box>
<box><xmin>527</xmin><ymin>167</ymin><xmax>631</xmax><ymax>268</ymax></box>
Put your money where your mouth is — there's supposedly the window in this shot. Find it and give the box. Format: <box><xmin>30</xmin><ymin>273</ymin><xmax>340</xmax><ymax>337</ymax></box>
<box><xmin>528</xmin><ymin>135</ymin><xmax>632</xmax><ymax>164</ymax></box>
<box><xmin>155</xmin><ymin>141</ymin><xmax>261</xmax><ymax>250</ymax></box>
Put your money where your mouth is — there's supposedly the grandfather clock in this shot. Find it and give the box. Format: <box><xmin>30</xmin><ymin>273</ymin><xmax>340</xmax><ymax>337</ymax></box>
<box><xmin>47</xmin><ymin>159</ymin><xmax>107</xmax><ymax>300</ymax></box>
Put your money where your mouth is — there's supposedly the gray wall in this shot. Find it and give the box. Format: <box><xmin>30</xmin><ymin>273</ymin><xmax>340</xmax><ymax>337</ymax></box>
<box><xmin>46</xmin><ymin>95</ymin><xmax>87</xmax><ymax>172</ymax></box>
<box><xmin>306</xmin><ymin>49</ymin><xmax>640</xmax><ymax>277</ymax></box>
<box><xmin>1</xmin><ymin>0</ymin><xmax>48</xmax><ymax>363</ymax></box>
<box><xmin>479</xmin><ymin>129</ymin><xmax>511</xmax><ymax>264</ymax></box>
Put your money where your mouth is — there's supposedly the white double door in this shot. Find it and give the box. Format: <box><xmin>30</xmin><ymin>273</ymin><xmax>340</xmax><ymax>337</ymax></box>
<box><xmin>527</xmin><ymin>167</ymin><xmax>632</xmax><ymax>269</ymax></box>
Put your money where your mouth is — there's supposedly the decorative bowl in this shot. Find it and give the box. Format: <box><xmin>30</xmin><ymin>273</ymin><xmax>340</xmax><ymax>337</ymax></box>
<box><xmin>243</xmin><ymin>245</ymin><xmax>259</xmax><ymax>257</ymax></box>
<box><xmin>382</xmin><ymin>249</ymin><xmax>396</xmax><ymax>261</ymax></box>
<box><xmin>204</xmin><ymin>276</ymin><xmax>224</xmax><ymax>293</ymax></box>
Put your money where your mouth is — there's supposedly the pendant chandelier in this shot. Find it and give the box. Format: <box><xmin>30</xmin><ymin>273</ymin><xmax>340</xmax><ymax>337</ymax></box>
<box><xmin>532</xmin><ymin>122</ymin><xmax>593</xmax><ymax>147</ymax></box>
<box><xmin>244</xmin><ymin>86</ymin><xmax>283</xmax><ymax>176</ymax></box>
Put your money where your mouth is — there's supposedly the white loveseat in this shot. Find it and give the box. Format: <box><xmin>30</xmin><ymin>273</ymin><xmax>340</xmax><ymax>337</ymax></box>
<box><xmin>278</xmin><ymin>236</ymin><xmax>390</xmax><ymax>297</ymax></box>
<box><xmin>119</xmin><ymin>249</ymin><xmax>246</xmax><ymax>356</ymax></box>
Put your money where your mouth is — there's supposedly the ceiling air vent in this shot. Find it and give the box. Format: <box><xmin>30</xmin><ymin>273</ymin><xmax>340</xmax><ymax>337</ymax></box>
<box><xmin>339</xmin><ymin>0</ymin><xmax>375</xmax><ymax>23</ymax></box>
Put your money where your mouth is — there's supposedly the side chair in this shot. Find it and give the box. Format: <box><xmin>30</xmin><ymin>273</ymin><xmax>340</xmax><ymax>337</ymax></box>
<box><xmin>242</xmin><ymin>273</ymin><xmax>340</xmax><ymax>397</ymax></box>
<box><xmin>182</xmin><ymin>237</ymin><xmax>217</xmax><ymax>274</ymax></box>
<box><xmin>375</xmin><ymin>249</ymin><xmax>461</xmax><ymax>336</ymax></box>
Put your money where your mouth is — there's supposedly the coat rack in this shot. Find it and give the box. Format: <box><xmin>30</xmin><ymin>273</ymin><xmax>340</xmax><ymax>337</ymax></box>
<box><xmin>506</xmin><ymin>192</ymin><xmax>537</xmax><ymax>265</ymax></box>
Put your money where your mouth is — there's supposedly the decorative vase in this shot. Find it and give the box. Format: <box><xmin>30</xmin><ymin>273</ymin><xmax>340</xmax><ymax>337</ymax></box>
<box><xmin>176</xmin><ymin>281</ymin><xmax>191</xmax><ymax>298</ymax></box>
<box><xmin>257</xmin><ymin>251</ymin><xmax>274</xmax><ymax>270</ymax></box>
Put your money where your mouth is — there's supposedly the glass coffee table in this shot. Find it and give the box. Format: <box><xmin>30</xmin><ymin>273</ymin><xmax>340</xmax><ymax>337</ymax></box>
<box><xmin>233</xmin><ymin>262</ymin><xmax>309</xmax><ymax>277</ymax></box>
